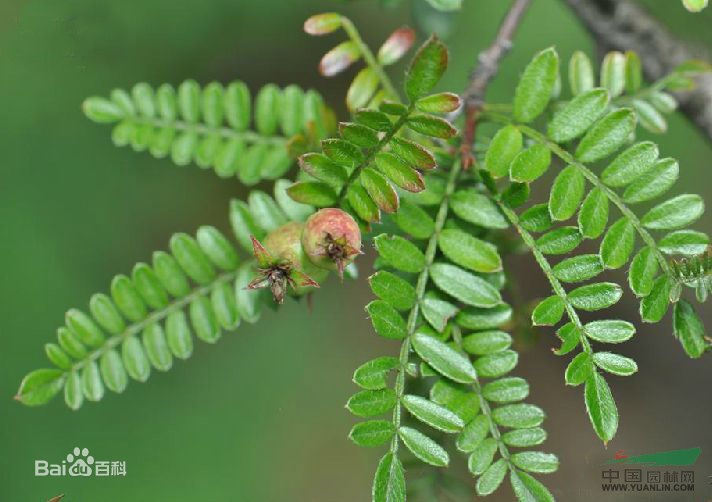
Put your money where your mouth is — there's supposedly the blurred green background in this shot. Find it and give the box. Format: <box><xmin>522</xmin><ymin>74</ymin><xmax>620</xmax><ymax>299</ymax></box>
<box><xmin>1</xmin><ymin>0</ymin><xmax>710</xmax><ymax>500</ymax></box>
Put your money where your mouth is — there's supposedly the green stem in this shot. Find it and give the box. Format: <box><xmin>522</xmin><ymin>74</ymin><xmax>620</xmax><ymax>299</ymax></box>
<box><xmin>129</xmin><ymin>116</ymin><xmax>286</xmax><ymax>145</ymax></box>
<box><xmin>497</xmin><ymin>202</ymin><xmax>592</xmax><ymax>355</ymax></box>
<box><xmin>336</xmin><ymin>105</ymin><xmax>413</xmax><ymax>202</ymax></box>
<box><xmin>340</xmin><ymin>16</ymin><xmax>400</xmax><ymax>102</ymax></box>
<box><xmin>483</xmin><ymin>111</ymin><xmax>671</xmax><ymax>276</ymax></box>
<box><xmin>68</xmin><ymin>270</ymin><xmax>240</xmax><ymax>372</ymax></box>
<box><xmin>389</xmin><ymin>159</ymin><xmax>463</xmax><ymax>455</ymax></box>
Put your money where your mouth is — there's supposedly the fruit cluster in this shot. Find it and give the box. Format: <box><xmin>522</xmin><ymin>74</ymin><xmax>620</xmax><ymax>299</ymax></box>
<box><xmin>247</xmin><ymin>208</ymin><xmax>362</xmax><ymax>303</ymax></box>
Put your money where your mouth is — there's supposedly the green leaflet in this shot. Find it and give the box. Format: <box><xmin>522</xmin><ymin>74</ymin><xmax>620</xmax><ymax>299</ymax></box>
<box><xmin>402</xmin><ymin>395</ymin><xmax>464</xmax><ymax>432</ymax></box>
<box><xmin>531</xmin><ymin>296</ymin><xmax>565</xmax><ymax>326</ymax></box>
<box><xmin>366</xmin><ymin>300</ymin><xmax>407</xmax><ymax>339</ymax></box>
<box><xmin>374</xmin><ymin>234</ymin><xmax>426</xmax><ymax>273</ymax></box>
<box><xmin>502</xmin><ymin>428</ymin><xmax>547</xmax><ymax>448</ymax></box>
<box><xmin>462</xmin><ymin>330</ymin><xmax>512</xmax><ymax>355</ymax></box>
<box><xmin>520</xmin><ymin>204</ymin><xmax>553</xmax><ymax>233</ymax></box>
<box><xmin>456</xmin><ymin>414</ymin><xmax>490</xmax><ymax>453</ymax></box>
<box><xmin>600</xmin><ymin>51</ymin><xmax>626</xmax><ymax>97</ymax></box>
<box><xmin>411</xmin><ymin>332</ymin><xmax>477</xmax><ymax>383</ymax></box>
<box><xmin>431</xmin><ymin>379</ymin><xmax>480</xmax><ymax>423</ymax></box>
<box><xmin>476</xmin><ymin>458</ymin><xmax>508</xmax><ymax>496</ymax></box>
<box><xmin>353</xmin><ymin>356</ymin><xmax>400</xmax><ymax>390</ymax></box>
<box><xmin>640</xmin><ymin>275</ymin><xmax>671</xmax><ymax>323</ymax></box>
<box><xmin>549</xmin><ymin>165</ymin><xmax>585</xmax><ymax>221</ymax></box>
<box><xmin>438</xmin><ymin>229</ymin><xmax>502</xmax><ymax>273</ymax></box>
<box><xmin>429</xmin><ymin>263</ymin><xmax>502</xmax><ymax>308</ymax></box>
<box><xmin>593</xmin><ymin>352</ymin><xmax>638</xmax><ymax>376</ymax></box>
<box><xmin>398</xmin><ymin>426</ymin><xmax>449</xmax><ymax>467</ymax></box>
<box><xmin>361</xmin><ymin>168</ymin><xmax>399</xmax><ymax>213</ymax></box>
<box><xmin>575</xmin><ymin>109</ymin><xmax>636</xmax><ymax>163</ymax></box>
<box><xmin>456</xmin><ymin>304</ymin><xmax>512</xmax><ymax>330</ymax></box>
<box><xmin>585</xmin><ymin>320</ymin><xmax>636</xmax><ymax>343</ymax></box>
<box><xmin>553</xmin><ymin>254</ymin><xmax>604</xmax><ymax>283</ymax></box>
<box><xmin>565</xmin><ymin>352</ymin><xmax>593</xmax><ymax>386</ymax></box>
<box><xmin>349</xmin><ymin>420</ymin><xmax>395</xmax><ymax>447</ymax></box>
<box><xmin>510</xmin><ymin>143</ymin><xmax>551</xmax><ymax>183</ymax></box>
<box><xmin>585</xmin><ymin>371</ymin><xmax>618</xmax><ymax>443</ymax></box>
<box><xmin>15</xmin><ymin>369</ymin><xmax>65</xmax><ymax>406</ymax></box>
<box><xmin>600</xmin><ymin>217</ymin><xmax>636</xmax><ymax>269</ymax></box>
<box><xmin>568</xmin><ymin>283</ymin><xmax>622</xmax><ymax>311</ymax></box>
<box><xmin>473</xmin><ymin>350</ymin><xmax>518</xmax><ymax>378</ymax></box>
<box><xmin>511</xmin><ymin>452</ymin><xmax>559</xmax><ymax>474</ymax></box>
<box><xmin>578</xmin><ymin>188</ymin><xmax>609</xmax><ymax>239</ymax></box>
<box><xmin>547</xmin><ymin>88</ymin><xmax>609</xmax><ymax>143</ymax></box>
<box><xmin>405</xmin><ymin>35</ymin><xmax>448</xmax><ymax>100</ymax></box>
<box><xmin>421</xmin><ymin>292</ymin><xmax>458</xmax><ymax>333</ymax></box>
<box><xmin>673</xmin><ymin>300</ymin><xmax>708</xmax><ymax>358</ymax></box>
<box><xmin>568</xmin><ymin>51</ymin><xmax>595</xmax><ymax>96</ymax></box>
<box><xmin>625</xmin><ymin>51</ymin><xmax>642</xmax><ymax>94</ymax></box>
<box><xmin>369</xmin><ymin>271</ymin><xmax>416</xmax><ymax>311</ymax></box>
<box><xmin>658</xmin><ymin>230</ymin><xmax>710</xmax><ymax>256</ymax></box>
<box><xmin>372</xmin><ymin>453</ymin><xmax>406</xmax><ymax>502</ymax></box>
<box><xmin>510</xmin><ymin>469</ymin><xmax>555</xmax><ymax>502</ymax></box>
<box><xmin>482</xmin><ymin>377</ymin><xmax>529</xmax><ymax>403</ymax></box>
<box><xmin>628</xmin><ymin>247</ymin><xmax>659</xmax><ymax>297</ymax></box>
<box><xmin>393</xmin><ymin>200</ymin><xmax>435</xmax><ymax>239</ymax></box>
<box><xmin>468</xmin><ymin>438</ymin><xmax>498</xmax><ymax>475</ymax></box>
<box><xmin>347</xmin><ymin>388</ymin><xmax>398</xmax><ymax>417</ymax></box>
<box><xmin>555</xmin><ymin>323</ymin><xmax>581</xmax><ymax>356</ymax></box>
<box><xmin>492</xmin><ymin>403</ymin><xmax>545</xmax><ymax>428</ymax></box>
<box><xmin>601</xmin><ymin>142</ymin><xmax>658</xmax><ymax>188</ymax></box>
<box><xmin>513</xmin><ymin>47</ymin><xmax>559</xmax><ymax>123</ymax></box>
<box><xmin>287</xmin><ymin>182</ymin><xmax>337</xmax><ymax>207</ymax></box>
<box><xmin>536</xmin><ymin>227</ymin><xmax>583</xmax><ymax>255</ymax></box>
<box><xmin>641</xmin><ymin>194</ymin><xmax>705</xmax><ymax>230</ymax></box>
<box><xmin>634</xmin><ymin>100</ymin><xmax>667</xmax><ymax>134</ymax></box>
<box><xmin>450</xmin><ymin>190</ymin><xmax>508</xmax><ymax>229</ymax></box>
<box><xmin>485</xmin><ymin>125</ymin><xmax>522</xmax><ymax>178</ymax></box>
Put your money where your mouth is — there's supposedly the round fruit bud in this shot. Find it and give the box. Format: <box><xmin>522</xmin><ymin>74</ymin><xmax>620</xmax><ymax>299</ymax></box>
<box><xmin>302</xmin><ymin>208</ymin><xmax>362</xmax><ymax>278</ymax></box>
<box><xmin>265</xmin><ymin>222</ymin><xmax>328</xmax><ymax>278</ymax></box>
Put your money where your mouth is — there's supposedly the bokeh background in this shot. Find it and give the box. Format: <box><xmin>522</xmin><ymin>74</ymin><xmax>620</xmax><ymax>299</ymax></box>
<box><xmin>1</xmin><ymin>1</ymin><xmax>710</xmax><ymax>500</ymax></box>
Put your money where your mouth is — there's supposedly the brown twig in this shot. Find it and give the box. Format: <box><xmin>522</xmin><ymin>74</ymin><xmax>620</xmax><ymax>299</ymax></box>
<box><xmin>563</xmin><ymin>0</ymin><xmax>712</xmax><ymax>143</ymax></box>
<box><xmin>460</xmin><ymin>0</ymin><xmax>533</xmax><ymax>168</ymax></box>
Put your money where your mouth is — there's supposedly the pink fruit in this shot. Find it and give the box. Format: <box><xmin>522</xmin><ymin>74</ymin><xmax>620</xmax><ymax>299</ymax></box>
<box><xmin>302</xmin><ymin>208</ymin><xmax>362</xmax><ymax>278</ymax></box>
